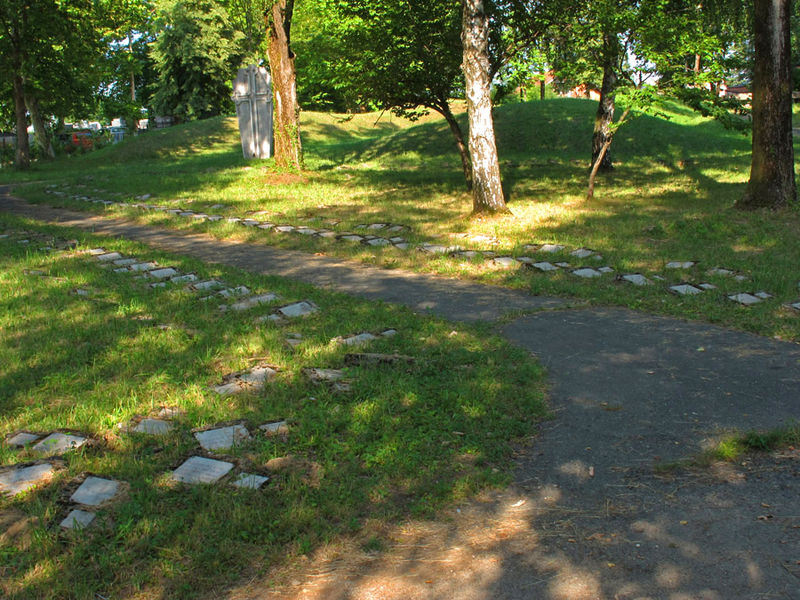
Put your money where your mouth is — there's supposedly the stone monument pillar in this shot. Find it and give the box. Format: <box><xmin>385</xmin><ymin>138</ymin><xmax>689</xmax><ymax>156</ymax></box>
<box><xmin>232</xmin><ymin>65</ymin><xmax>273</xmax><ymax>159</ymax></box>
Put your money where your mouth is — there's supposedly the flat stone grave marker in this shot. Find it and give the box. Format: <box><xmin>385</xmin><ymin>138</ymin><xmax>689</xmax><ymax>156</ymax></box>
<box><xmin>195</xmin><ymin>424</ymin><xmax>251</xmax><ymax>452</ymax></box>
<box><xmin>555</xmin><ymin>262</ymin><xmax>570</xmax><ymax>268</ymax></box>
<box><xmin>212</xmin><ymin>365</ymin><xmax>276</xmax><ymax>396</ymax></box>
<box><xmin>170</xmin><ymin>273</ymin><xmax>198</xmax><ymax>284</ymax></box>
<box><xmin>728</xmin><ymin>293</ymin><xmax>762</xmax><ymax>305</ymax></box>
<box><xmin>215</xmin><ymin>285</ymin><xmax>251</xmax><ymax>298</ymax></box>
<box><xmin>171</xmin><ymin>456</ymin><xmax>234</xmax><ymax>484</ymax></box>
<box><xmin>598</xmin><ymin>266</ymin><xmax>615</xmax><ymax>273</ymax></box>
<box><xmin>340</xmin><ymin>235</ymin><xmax>363</xmax><ymax>243</ymax></box>
<box><xmin>0</xmin><ymin>463</ymin><xmax>55</xmax><ymax>496</ymax></box>
<box><xmin>387</xmin><ymin>225</ymin><xmax>406</xmax><ymax>233</ymax></box>
<box><xmin>71</xmin><ymin>476</ymin><xmax>120</xmax><ymax>506</ymax></box>
<box><xmin>178</xmin><ymin>211</ymin><xmax>195</xmax><ymax>217</ymax></box>
<box><xmin>223</xmin><ymin>292</ymin><xmax>279</xmax><ymax>312</ymax></box>
<box><xmin>492</xmin><ymin>257</ymin><xmax>517</xmax><ymax>268</ymax></box>
<box><xmin>274</xmin><ymin>225</ymin><xmax>295</xmax><ymax>233</ymax></box>
<box><xmin>232</xmin><ymin>473</ymin><xmax>270</xmax><ymax>489</ymax></box>
<box><xmin>260</xmin><ymin>420</ymin><xmax>289</xmax><ymax>435</ymax></box>
<box><xmin>622</xmin><ymin>273</ymin><xmax>650</xmax><ymax>286</ymax></box>
<box><xmin>539</xmin><ymin>244</ymin><xmax>564</xmax><ymax>253</ymax></box>
<box><xmin>709</xmin><ymin>267</ymin><xmax>733</xmax><ymax>276</ymax></box>
<box><xmin>133</xmin><ymin>418</ymin><xmax>172</xmax><ymax>435</ymax></box>
<box><xmin>148</xmin><ymin>267</ymin><xmax>179</xmax><ymax>280</ymax></box>
<box><xmin>241</xmin><ymin>219</ymin><xmax>259</xmax><ymax>227</ymax></box>
<box><xmin>337</xmin><ymin>332</ymin><xmax>378</xmax><ymax>346</ymax></box>
<box><xmin>698</xmin><ymin>283</ymin><xmax>717</xmax><ymax>290</ymax></box>
<box><xmin>33</xmin><ymin>432</ymin><xmax>87</xmax><ymax>455</ymax></box>
<box><xmin>755</xmin><ymin>291</ymin><xmax>772</xmax><ymax>299</ymax></box>
<box><xmin>666</xmin><ymin>261</ymin><xmax>696</xmax><ymax>269</ymax></box>
<box><xmin>129</xmin><ymin>262</ymin><xmax>157</xmax><ymax>272</ymax></box>
<box><xmin>316</xmin><ymin>230</ymin><xmax>337</xmax><ymax>239</ymax></box>
<box><xmin>96</xmin><ymin>252</ymin><xmax>123</xmax><ymax>262</ymax></box>
<box><xmin>570</xmin><ymin>248</ymin><xmax>594</xmax><ymax>258</ymax></box>
<box><xmin>113</xmin><ymin>258</ymin><xmax>137</xmax><ymax>266</ymax></box>
<box><xmin>789</xmin><ymin>301</ymin><xmax>800</xmax><ymax>310</ymax></box>
<box><xmin>7</xmin><ymin>432</ymin><xmax>41</xmax><ymax>447</ymax></box>
<box><xmin>191</xmin><ymin>279</ymin><xmax>223</xmax><ymax>291</ymax></box>
<box><xmin>572</xmin><ymin>268</ymin><xmax>602</xmax><ymax>278</ymax></box>
<box><xmin>529</xmin><ymin>261</ymin><xmax>559</xmax><ymax>272</ymax></box>
<box><xmin>278</xmin><ymin>301</ymin><xmax>318</xmax><ymax>319</ymax></box>
<box><xmin>670</xmin><ymin>284</ymin><xmax>703</xmax><ymax>296</ymax></box>
<box><xmin>60</xmin><ymin>509</ymin><xmax>95</xmax><ymax>530</ymax></box>
<box><xmin>366</xmin><ymin>238</ymin><xmax>390</xmax><ymax>246</ymax></box>
<box><xmin>207</xmin><ymin>215</ymin><xmax>224</xmax><ymax>222</ymax></box>
<box><xmin>296</xmin><ymin>227</ymin><xmax>317</xmax><ymax>235</ymax></box>
<box><xmin>305</xmin><ymin>368</ymin><xmax>345</xmax><ymax>384</ymax></box>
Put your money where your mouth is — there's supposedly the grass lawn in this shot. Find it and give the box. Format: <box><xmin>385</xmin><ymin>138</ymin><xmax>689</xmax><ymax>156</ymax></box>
<box><xmin>3</xmin><ymin>97</ymin><xmax>799</xmax><ymax>342</ymax></box>
<box><xmin>0</xmin><ymin>216</ymin><xmax>546</xmax><ymax>599</ymax></box>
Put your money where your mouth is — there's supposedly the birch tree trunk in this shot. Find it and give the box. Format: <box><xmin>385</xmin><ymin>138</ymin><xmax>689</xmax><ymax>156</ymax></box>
<box><xmin>736</xmin><ymin>0</ymin><xmax>796</xmax><ymax>210</ymax></box>
<box><xmin>266</xmin><ymin>0</ymin><xmax>303</xmax><ymax>170</ymax></box>
<box><xmin>461</xmin><ymin>0</ymin><xmax>507</xmax><ymax>214</ymax></box>
<box><xmin>591</xmin><ymin>34</ymin><xmax>618</xmax><ymax>172</ymax></box>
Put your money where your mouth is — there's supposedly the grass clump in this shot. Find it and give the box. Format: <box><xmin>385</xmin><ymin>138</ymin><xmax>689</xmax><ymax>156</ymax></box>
<box><xmin>0</xmin><ymin>215</ymin><xmax>546</xmax><ymax>599</ymax></box>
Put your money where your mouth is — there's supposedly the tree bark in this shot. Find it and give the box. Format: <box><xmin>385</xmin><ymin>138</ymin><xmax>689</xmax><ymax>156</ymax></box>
<box><xmin>26</xmin><ymin>93</ymin><xmax>55</xmax><ymax>159</ymax></box>
<box><xmin>736</xmin><ymin>0</ymin><xmax>796</xmax><ymax>210</ymax></box>
<box><xmin>592</xmin><ymin>33</ymin><xmax>618</xmax><ymax>172</ymax></box>
<box><xmin>461</xmin><ymin>0</ymin><xmax>507</xmax><ymax>214</ymax></box>
<box><xmin>438</xmin><ymin>102</ymin><xmax>473</xmax><ymax>191</ymax></box>
<box><xmin>12</xmin><ymin>71</ymin><xmax>30</xmax><ymax>169</ymax></box>
<box><xmin>587</xmin><ymin>107</ymin><xmax>630</xmax><ymax>200</ymax></box>
<box><xmin>266</xmin><ymin>0</ymin><xmax>303</xmax><ymax>169</ymax></box>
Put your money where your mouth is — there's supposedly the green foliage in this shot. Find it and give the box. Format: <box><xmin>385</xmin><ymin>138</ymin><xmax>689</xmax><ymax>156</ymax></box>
<box><xmin>151</xmin><ymin>0</ymin><xmax>246</xmax><ymax>120</ymax></box>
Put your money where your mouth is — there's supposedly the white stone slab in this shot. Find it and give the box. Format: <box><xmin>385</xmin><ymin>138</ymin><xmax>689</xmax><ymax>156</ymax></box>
<box><xmin>389</xmin><ymin>236</ymin><xmax>406</xmax><ymax>244</ymax></box>
<box><xmin>278</xmin><ymin>301</ymin><xmax>318</xmax><ymax>318</ymax></box>
<box><xmin>259</xmin><ymin>420</ymin><xmax>289</xmax><ymax>435</ymax></box>
<box><xmin>492</xmin><ymin>257</ymin><xmax>518</xmax><ymax>268</ymax></box>
<box><xmin>367</xmin><ymin>223</ymin><xmax>388</xmax><ymax>230</ymax></box>
<box><xmin>381</xmin><ymin>329</ymin><xmax>398</xmax><ymax>337</ymax></box>
<box><xmin>570</xmin><ymin>248</ymin><xmax>594</xmax><ymax>258</ymax></box>
<box><xmin>419</xmin><ymin>244</ymin><xmax>450</xmax><ymax>254</ymax></box>
<box><xmin>709</xmin><ymin>267</ymin><xmax>733</xmax><ymax>276</ymax></box>
<box><xmin>572</xmin><ymin>268</ymin><xmax>602</xmax><ymax>278</ymax></box>
<box><xmin>113</xmin><ymin>258</ymin><xmax>137</xmax><ymax>266</ymax></box>
<box><xmin>227</xmin><ymin>217</ymin><xmax>242</xmax><ymax>223</ymax></box>
<box><xmin>393</xmin><ymin>242</ymin><xmax>411</xmax><ymax>250</ymax></box>
<box><xmin>755</xmin><ymin>291</ymin><xmax>772</xmax><ymax>299</ymax></box>
<box><xmin>729</xmin><ymin>293</ymin><xmax>762</xmax><ymax>305</ymax></box>
<box><xmin>71</xmin><ymin>476</ymin><xmax>120</xmax><ymax>506</ymax></box>
<box><xmin>148</xmin><ymin>267</ymin><xmax>179</xmax><ymax>279</ymax></box>
<box><xmin>274</xmin><ymin>225</ymin><xmax>295</xmax><ymax>233</ymax></box>
<box><xmin>241</xmin><ymin>219</ymin><xmax>259</xmax><ymax>227</ymax></box>
<box><xmin>0</xmin><ymin>463</ymin><xmax>55</xmax><ymax>496</ymax></box>
<box><xmin>191</xmin><ymin>214</ymin><xmax>208</xmax><ymax>220</ymax></box>
<box><xmin>515</xmin><ymin>256</ymin><xmax>534</xmax><ymax>264</ymax></box>
<box><xmin>7</xmin><ymin>432</ymin><xmax>41</xmax><ymax>447</ymax></box>
<box><xmin>61</xmin><ymin>509</ymin><xmax>95</xmax><ymax>530</ymax></box>
<box><xmin>130</xmin><ymin>262</ymin><xmax>157</xmax><ymax>272</ymax></box>
<box><xmin>555</xmin><ymin>262</ymin><xmax>570</xmax><ymax>268</ymax></box>
<box><xmin>207</xmin><ymin>215</ymin><xmax>224</xmax><ymax>222</ymax></box>
<box><xmin>622</xmin><ymin>274</ymin><xmax>650</xmax><ymax>286</ymax></box>
<box><xmin>530</xmin><ymin>261</ymin><xmax>558</xmax><ymax>272</ymax></box>
<box><xmin>133</xmin><ymin>419</ymin><xmax>172</xmax><ymax>435</ymax></box>
<box><xmin>317</xmin><ymin>230</ymin><xmax>337</xmax><ymax>238</ymax></box>
<box><xmin>32</xmin><ymin>433</ymin><xmax>86</xmax><ymax>455</ymax></box>
<box><xmin>666</xmin><ymin>261</ymin><xmax>696</xmax><ymax>269</ymax></box>
<box><xmin>387</xmin><ymin>225</ymin><xmax>406</xmax><ymax>233</ymax></box>
<box><xmin>296</xmin><ymin>227</ymin><xmax>317</xmax><ymax>235</ymax></box>
<box><xmin>96</xmin><ymin>252</ymin><xmax>122</xmax><ymax>262</ymax></box>
<box><xmin>232</xmin><ymin>473</ymin><xmax>269</xmax><ymax>489</ymax></box>
<box><xmin>790</xmin><ymin>302</ymin><xmax>800</xmax><ymax>310</ymax></box>
<box><xmin>223</xmin><ymin>293</ymin><xmax>279</xmax><ymax>312</ymax></box>
<box><xmin>178</xmin><ymin>211</ymin><xmax>195</xmax><ymax>217</ymax></box>
<box><xmin>194</xmin><ymin>425</ymin><xmax>251</xmax><ymax>451</ymax></box>
<box><xmin>539</xmin><ymin>244</ymin><xmax>564</xmax><ymax>253</ymax></box>
<box><xmin>598</xmin><ymin>266</ymin><xmax>615</xmax><ymax>273</ymax></box>
<box><xmin>150</xmin><ymin>282</ymin><xmax>167</xmax><ymax>288</ymax></box>
<box><xmin>698</xmin><ymin>282</ymin><xmax>717</xmax><ymax>290</ymax></box>
<box><xmin>113</xmin><ymin>267</ymin><xmax>131</xmax><ymax>273</ymax></box>
<box><xmin>454</xmin><ymin>251</ymin><xmax>481</xmax><ymax>259</ymax></box>
<box><xmin>212</xmin><ymin>382</ymin><xmax>241</xmax><ymax>396</ymax></box>
<box><xmin>338</xmin><ymin>333</ymin><xmax>378</xmax><ymax>346</ymax></box>
<box><xmin>734</xmin><ymin>274</ymin><xmax>748</xmax><ymax>282</ymax></box>
<box><xmin>366</xmin><ymin>238</ymin><xmax>390</xmax><ymax>246</ymax></box>
<box><xmin>340</xmin><ymin>235</ymin><xmax>364</xmax><ymax>243</ymax></box>
<box><xmin>670</xmin><ymin>284</ymin><xmax>703</xmax><ymax>296</ymax></box>
<box><xmin>171</xmin><ymin>456</ymin><xmax>233</xmax><ymax>484</ymax></box>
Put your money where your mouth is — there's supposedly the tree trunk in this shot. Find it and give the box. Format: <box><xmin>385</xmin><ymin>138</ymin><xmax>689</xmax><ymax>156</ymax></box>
<box><xmin>592</xmin><ymin>34</ymin><xmax>618</xmax><ymax>172</ymax></box>
<box><xmin>266</xmin><ymin>0</ymin><xmax>303</xmax><ymax>169</ymax></box>
<box><xmin>540</xmin><ymin>79</ymin><xmax>545</xmax><ymax>100</ymax></box>
<box><xmin>438</xmin><ymin>103</ymin><xmax>473</xmax><ymax>191</ymax></box>
<box><xmin>461</xmin><ymin>0</ymin><xmax>507</xmax><ymax>214</ymax></box>
<box><xmin>12</xmin><ymin>71</ymin><xmax>30</xmax><ymax>169</ymax></box>
<box><xmin>587</xmin><ymin>107</ymin><xmax>631</xmax><ymax>200</ymax></box>
<box><xmin>736</xmin><ymin>0</ymin><xmax>796</xmax><ymax>210</ymax></box>
<box><xmin>26</xmin><ymin>93</ymin><xmax>55</xmax><ymax>159</ymax></box>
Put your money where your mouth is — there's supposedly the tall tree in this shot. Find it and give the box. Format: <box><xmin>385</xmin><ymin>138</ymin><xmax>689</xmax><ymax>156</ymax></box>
<box><xmin>736</xmin><ymin>0</ymin><xmax>796</xmax><ymax>210</ymax></box>
<box><xmin>266</xmin><ymin>0</ymin><xmax>303</xmax><ymax>169</ymax></box>
<box><xmin>151</xmin><ymin>0</ymin><xmax>245</xmax><ymax>120</ymax></box>
<box><xmin>462</xmin><ymin>0</ymin><xmax>507</xmax><ymax>214</ymax></box>
<box><xmin>333</xmin><ymin>0</ymin><xmax>472</xmax><ymax>188</ymax></box>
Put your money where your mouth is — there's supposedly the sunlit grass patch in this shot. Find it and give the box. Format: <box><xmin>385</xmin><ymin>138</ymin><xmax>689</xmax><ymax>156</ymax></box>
<box><xmin>0</xmin><ymin>216</ymin><xmax>546</xmax><ymax>599</ymax></box>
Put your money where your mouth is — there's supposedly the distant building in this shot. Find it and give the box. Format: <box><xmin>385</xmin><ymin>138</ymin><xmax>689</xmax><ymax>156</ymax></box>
<box><xmin>719</xmin><ymin>83</ymin><xmax>752</xmax><ymax>101</ymax></box>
